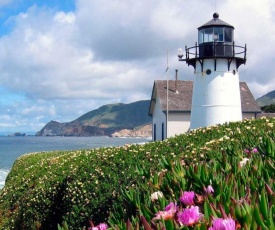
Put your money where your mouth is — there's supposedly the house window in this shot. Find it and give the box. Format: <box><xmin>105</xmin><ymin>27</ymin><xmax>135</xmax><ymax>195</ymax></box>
<box><xmin>162</xmin><ymin>122</ymin><xmax>164</xmax><ymax>140</ymax></box>
<box><xmin>154</xmin><ymin>124</ymin><xmax>156</xmax><ymax>141</ymax></box>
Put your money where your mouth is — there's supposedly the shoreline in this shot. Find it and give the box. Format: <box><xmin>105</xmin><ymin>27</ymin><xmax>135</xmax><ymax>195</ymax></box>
<box><xmin>0</xmin><ymin>168</ymin><xmax>9</xmax><ymax>189</ymax></box>
<box><xmin>0</xmin><ymin>136</ymin><xmax>151</xmax><ymax>190</ymax></box>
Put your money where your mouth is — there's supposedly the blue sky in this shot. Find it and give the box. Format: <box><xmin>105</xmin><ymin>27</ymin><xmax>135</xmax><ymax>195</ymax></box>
<box><xmin>0</xmin><ymin>0</ymin><xmax>75</xmax><ymax>35</ymax></box>
<box><xmin>0</xmin><ymin>0</ymin><xmax>275</xmax><ymax>134</ymax></box>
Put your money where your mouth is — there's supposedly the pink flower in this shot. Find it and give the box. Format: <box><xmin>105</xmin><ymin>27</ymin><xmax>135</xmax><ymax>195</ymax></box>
<box><xmin>155</xmin><ymin>202</ymin><xmax>177</xmax><ymax>220</ymax></box>
<box><xmin>205</xmin><ymin>185</ymin><xmax>214</xmax><ymax>194</ymax></box>
<box><xmin>155</xmin><ymin>210</ymin><xmax>174</xmax><ymax>220</ymax></box>
<box><xmin>88</xmin><ymin>223</ymin><xmax>108</xmax><ymax>230</ymax></box>
<box><xmin>177</xmin><ymin>206</ymin><xmax>203</xmax><ymax>226</ymax></box>
<box><xmin>97</xmin><ymin>223</ymin><xmax>108</xmax><ymax>230</ymax></box>
<box><xmin>180</xmin><ymin>191</ymin><xmax>195</xmax><ymax>206</ymax></box>
<box><xmin>164</xmin><ymin>202</ymin><xmax>178</xmax><ymax>212</ymax></box>
<box><xmin>244</xmin><ymin>148</ymin><xmax>258</xmax><ymax>154</ymax></box>
<box><xmin>208</xmin><ymin>217</ymin><xmax>235</xmax><ymax>230</ymax></box>
<box><xmin>244</xmin><ymin>149</ymin><xmax>250</xmax><ymax>154</ymax></box>
<box><xmin>252</xmin><ymin>148</ymin><xmax>258</xmax><ymax>153</ymax></box>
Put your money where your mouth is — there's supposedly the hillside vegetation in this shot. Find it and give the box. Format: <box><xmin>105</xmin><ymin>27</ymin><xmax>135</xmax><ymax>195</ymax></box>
<box><xmin>75</xmin><ymin>100</ymin><xmax>151</xmax><ymax>128</ymax></box>
<box><xmin>0</xmin><ymin>117</ymin><xmax>275</xmax><ymax>229</ymax></box>
<box><xmin>261</xmin><ymin>103</ymin><xmax>275</xmax><ymax>113</ymax></box>
<box><xmin>256</xmin><ymin>89</ymin><xmax>275</xmax><ymax>106</ymax></box>
<box><xmin>36</xmin><ymin>100</ymin><xmax>151</xmax><ymax>136</ymax></box>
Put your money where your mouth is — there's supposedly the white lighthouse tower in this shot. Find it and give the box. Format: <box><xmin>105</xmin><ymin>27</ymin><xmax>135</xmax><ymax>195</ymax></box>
<box><xmin>178</xmin><ymin>13</ymin><xmax>247</xmax><ymax>129</ymax></box>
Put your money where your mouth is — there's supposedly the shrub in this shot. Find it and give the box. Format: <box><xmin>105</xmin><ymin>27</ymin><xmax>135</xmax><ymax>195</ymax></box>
<box><xmin>0</xmin><ymin>117</ymin><xmax>274</xmax><ymax>229</ymax></box>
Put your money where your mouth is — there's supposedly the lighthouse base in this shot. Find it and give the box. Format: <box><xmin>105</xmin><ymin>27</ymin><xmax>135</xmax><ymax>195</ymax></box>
<box><xmin>190</xmin><ymin>59</ymin><xmax>242</xmax><ymax>130</ymax></box>
<box><xmin>190</xmin><ymin>105</ymin><xmax>242</xmax><ymax>130</ymax></box>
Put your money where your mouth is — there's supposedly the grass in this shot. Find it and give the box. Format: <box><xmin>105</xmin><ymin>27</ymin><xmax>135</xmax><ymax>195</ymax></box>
<box><xmin>0</xmin><ymin>117</ymin><xmax>274</xmax><ymax>229</ymax></box>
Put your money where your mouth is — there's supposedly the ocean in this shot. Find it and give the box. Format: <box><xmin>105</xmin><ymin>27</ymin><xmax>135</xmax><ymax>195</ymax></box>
<box><xmin>0</xmin><ymin>136</ymin><xmax>150</xmax><ymax>189</ymax></box>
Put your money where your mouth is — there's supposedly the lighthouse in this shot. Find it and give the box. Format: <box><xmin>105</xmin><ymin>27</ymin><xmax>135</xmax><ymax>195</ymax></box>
<box><xmin>178</xmin><ymin>13</ymin><xmax>246</xmax><ymax>130</ymax></box>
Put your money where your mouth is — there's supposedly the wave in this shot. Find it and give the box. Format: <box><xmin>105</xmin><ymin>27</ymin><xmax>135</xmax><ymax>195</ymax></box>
<box><xmin>0</xmin><ymin>169</ymin><xmax>10</xmax><ymax>189</ymax></box>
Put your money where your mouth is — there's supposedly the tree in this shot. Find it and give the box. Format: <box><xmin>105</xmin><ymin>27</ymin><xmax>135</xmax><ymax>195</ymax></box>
<box><xmin>261</xmin><ymin>103</ymin><xmax>275</xmax><ymax>113</ymax></box>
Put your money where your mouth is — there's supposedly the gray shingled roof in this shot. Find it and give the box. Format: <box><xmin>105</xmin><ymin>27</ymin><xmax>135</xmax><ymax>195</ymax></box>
<box><xmin>149</xmin><ymin>80</ymin><xmax>261</xmax><ymax>115</ymax></box>
<box><xmin>239</xmin><ymin>82</ymin><xmax>262</xmax><ymax>113</ymax></box>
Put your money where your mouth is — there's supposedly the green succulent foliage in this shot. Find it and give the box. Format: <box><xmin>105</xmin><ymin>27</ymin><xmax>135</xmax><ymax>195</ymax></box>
<box><xmin>109</xmin><ymin>118</ymin><xmax>275</xmax><ymax>229</ymax></box>
<box><xmin>0</xmin><ymin>117</ymin><xmax>275</xmax><ymax>229</ymax></box>
<box><xmin>57</xmin><ymin>222</ymin><xmax>69</xmax><ymax>230</ymax></box>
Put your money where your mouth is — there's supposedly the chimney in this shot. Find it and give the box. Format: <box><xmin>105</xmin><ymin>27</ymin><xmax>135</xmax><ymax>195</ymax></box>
<box><xmin>175</xmin><ymin>69</ymin><xmax>179</xmax><ymax>94</ymax></box>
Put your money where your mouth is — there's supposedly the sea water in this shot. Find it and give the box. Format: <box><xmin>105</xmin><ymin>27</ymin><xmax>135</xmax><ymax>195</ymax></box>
<box><xmin>0</xmin><ymin>136</ymin><xmax>150</xmax><ymax>189</ymax></box>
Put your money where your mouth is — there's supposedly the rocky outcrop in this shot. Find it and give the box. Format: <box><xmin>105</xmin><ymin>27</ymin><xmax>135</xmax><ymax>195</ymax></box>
<box><xmin>35</xmin><ymin>121</ymin><xmax>63</xmax><ymax>136</ymax></box>
<box><xmin>111</xmin><ymin>125</ymin><xmax>152</xmax><ymax>138</ymax></box>
<box><xmin>36</xmin><ymin>121</ymin><xmax>152</xmax><ymax>138</ymax></box>
<box><xmin>8</xmin><ymin>132</ymin><xmax>27</xmax><ymax>137</ymax></box>
<box><xmin>35</xmin><ymin>120</ymin><xmax>119</xmax><ymax>137</ymax></box>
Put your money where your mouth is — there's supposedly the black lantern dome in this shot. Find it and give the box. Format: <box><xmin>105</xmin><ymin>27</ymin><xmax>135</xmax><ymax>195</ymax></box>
<box><xmin>198</xmin><ymin>13</ymin><xmax>234</xmax><ymax>30</ymax></box>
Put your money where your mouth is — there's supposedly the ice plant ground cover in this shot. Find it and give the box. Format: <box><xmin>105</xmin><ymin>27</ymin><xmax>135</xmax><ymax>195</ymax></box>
<box><xmin>109</xmin><ymin>138</ymin><xmax>275</xmax><ymax>229</ymax></box>
<box><xmin>0</xmin><ymin>117</ymin><xmax>275</xmax><ymax>229</ymax></box>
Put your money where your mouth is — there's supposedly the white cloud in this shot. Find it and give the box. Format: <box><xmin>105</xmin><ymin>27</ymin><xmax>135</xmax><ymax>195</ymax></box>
<box><xmin>0</xmin><ymin>5</ymin><xmax>157</xmax><ymax>103</ymax></box>
<box><xmin>54</xmin><ymin>11</ymin><xmax>75</xmax><ymax>24</ymax></box>
<box><xmin>0</xmin><ymin>0</ymin><xmax>274</xmax><ymax>132</ymax></box>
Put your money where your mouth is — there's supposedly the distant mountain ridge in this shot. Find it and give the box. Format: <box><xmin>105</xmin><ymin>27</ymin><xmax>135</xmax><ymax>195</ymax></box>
<box><xmin>36</xmin><ymin>100</ymin><xmax>152</xmax><ymax>137</ymax></box>
<box><xmin>35</xmin><ymin>89</ymin><xmax>275</xmax><ymax>137</ymax></box>
<box><xmin>256</xmin><ymin>90</ymin><xmax>275</xmax><ymax>106</ymax></box>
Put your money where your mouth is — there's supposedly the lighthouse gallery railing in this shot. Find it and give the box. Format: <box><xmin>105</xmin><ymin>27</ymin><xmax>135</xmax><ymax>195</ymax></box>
<box><xmin>184</xmin><ymin>41</ymin><xmax>246</xmax><ymax>60</ymax></box>
<box><xmin>182</xmin><ymin>42</ymin><xmax>247</xmax><ymax>70</ymax></box>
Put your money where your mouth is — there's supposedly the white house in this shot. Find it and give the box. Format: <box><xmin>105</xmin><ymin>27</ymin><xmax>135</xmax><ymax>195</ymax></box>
<box><xmin>148</xmin><ymin>80</ymin><xmax>261</xmax><ymax>141</ymax></box>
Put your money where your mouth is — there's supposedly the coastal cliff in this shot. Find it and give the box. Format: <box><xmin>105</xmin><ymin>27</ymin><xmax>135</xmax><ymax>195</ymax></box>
<box><xmin>111</xmin><ymin>124</ymin><xmax>151</xmax><ymax>138</ymax></box>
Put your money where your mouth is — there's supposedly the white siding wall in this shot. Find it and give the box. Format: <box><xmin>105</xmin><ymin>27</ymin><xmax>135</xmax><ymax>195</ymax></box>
<box><xmin>152</xmin><ymin>97</ymin><xmax>191</xmax><ymax>140</ymax></box>
<box><xmin>152</xmin><ymin>97</ymin><xmax>166</xmax><ymax>141</ymax></box>
<box><xmin>167</xmin><ymin>113</ymin><xmax>190</xmax><ymax>138</ymax></box>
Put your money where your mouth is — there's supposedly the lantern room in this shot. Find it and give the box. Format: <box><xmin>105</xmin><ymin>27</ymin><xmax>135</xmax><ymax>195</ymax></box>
<box><xmin>198</xmin><ymin>12</ymin><xmax>234</xmax><ymax>57</ymax></box>
<box><xmin>198</xmin><ymin>13</ymin><xmax>234</xmax><ymax>44</ymax></box>
<box><xmin>178</xmin><ymin>13</ymin><xmax>247</xmax><ymax>71</ymax></box>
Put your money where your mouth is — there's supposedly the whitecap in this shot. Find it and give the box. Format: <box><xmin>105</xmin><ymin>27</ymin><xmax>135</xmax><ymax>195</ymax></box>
<box><xmin>0</xmin><ymin>169</ymin><xmax>10</xmax><ymax>189</ymax></box>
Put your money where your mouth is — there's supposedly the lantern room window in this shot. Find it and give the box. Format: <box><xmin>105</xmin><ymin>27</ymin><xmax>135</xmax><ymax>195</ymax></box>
<box><xmin>214</xmin><ymin>27</ymin><xmax>223</xmax><ymax>41</ymax></box>
<box><xmin>224</xmin><ymin>27</ymin><xmax>233</xmax><ymax>42</ymax></box>
<box><xmin>198</xmin><ymin>27</ymin><xmax>233</xmax><ymax>44</ymax></box>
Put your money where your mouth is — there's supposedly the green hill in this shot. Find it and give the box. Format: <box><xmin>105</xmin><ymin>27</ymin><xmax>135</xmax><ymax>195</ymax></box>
<box><xmin>36</xmin><ymin>100</ymin><xmax>152</xmax><ymax>136</ymax></box>
<box><xmin>75</xmin><ymin>100</ymin><xmax>151</xmax><ymax>128</ymax></box>
<box><xmin>256</xmin><ymin>90</ymin><xmax>275</xmax><ymax>106</ymax></box>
